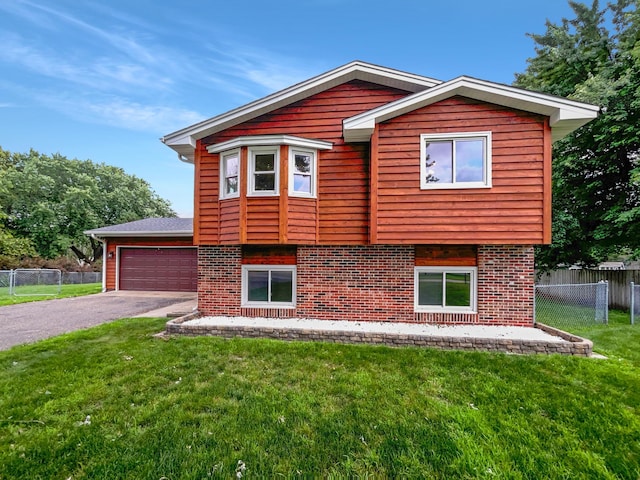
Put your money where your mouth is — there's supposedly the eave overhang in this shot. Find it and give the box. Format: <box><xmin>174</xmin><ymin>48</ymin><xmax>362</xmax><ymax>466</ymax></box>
<box><xmin>85</xmin><ymin>230</ymin><xmax>193</xmax><ymax>238</ymax></box>
<box><xmin>342</xmin><ymin>76</ymin><xmax>600</xmax><ymax>143</ymax></box>
<box><xmin>161</xmin><ymin>61</ymin><xmax>442</xmax><ymax>163</ymax></box>
<box><xmin>206</xmin><ymin>135</ymin><xmax>333</xmax><ymax>154</ymax></box>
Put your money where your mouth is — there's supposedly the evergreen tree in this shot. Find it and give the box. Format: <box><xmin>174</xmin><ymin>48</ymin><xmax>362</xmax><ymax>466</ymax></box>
<box><xmin>515</xmin><ymin>0</ymin><xmax>640</xmax><ymax>269</ymax></box>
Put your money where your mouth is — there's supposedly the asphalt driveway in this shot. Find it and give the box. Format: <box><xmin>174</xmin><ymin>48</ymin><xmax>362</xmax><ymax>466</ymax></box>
<box><xmin>0</xmin><ymin>291</ymin><xmax>196</xmax><ymax>351</ymax></box>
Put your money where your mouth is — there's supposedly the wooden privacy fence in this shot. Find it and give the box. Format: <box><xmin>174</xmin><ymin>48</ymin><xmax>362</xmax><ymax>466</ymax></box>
<box><xmin>536</xmin><ymin>269</ymin><xmax>640</xmax><ymax>311</ymax></box>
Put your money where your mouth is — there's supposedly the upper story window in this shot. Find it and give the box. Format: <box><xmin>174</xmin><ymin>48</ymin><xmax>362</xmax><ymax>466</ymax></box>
<box><xmin>289</xmin><ymin>148</ymin><xmax>316</xmax><ymax>198</ymax></box>
<box><xmin>209</xmin><ymin>135</ymin><xmax>332</xmax><ymax>199</ymax></box>
<box><xmin>220</xmin><ymin>149</ymin><xmax>240</xmax><ymax>199</ymax></box>
<box><xmin>420</xmin><ymin>132</ymin><xmax>492</xmax><ymax>189</ymax></box>
<box><xmin>248</xmin><ymin>147</ymin><xmax>279</xmax><ymax>196</ymax></box>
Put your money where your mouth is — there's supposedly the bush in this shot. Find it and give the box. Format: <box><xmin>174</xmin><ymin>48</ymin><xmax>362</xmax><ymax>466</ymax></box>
<box><xmin>0</xmin><ymin>255</ymin><xmax>101</xmax><ymax>272</ymax></box>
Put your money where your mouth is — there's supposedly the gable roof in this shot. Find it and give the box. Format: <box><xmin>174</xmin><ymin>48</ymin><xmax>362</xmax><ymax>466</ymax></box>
<box><xmin>162</xmin><ymin>62</ymin><xmax>600</xmax><ymax>162</ymax></box>
<box><xmin>343</xmin><ymin>76</ymin><xmax>600</xmax><ymax>143</ymax></box>
<box><xmin>161</xmin><ymin>61</ymin><xmax>441</xmax><ymax>163</ymax></box>
<box><xmin>84</xmin><ymin>218</ymin><xmax>193</xmax><ymax>237</ymax></box>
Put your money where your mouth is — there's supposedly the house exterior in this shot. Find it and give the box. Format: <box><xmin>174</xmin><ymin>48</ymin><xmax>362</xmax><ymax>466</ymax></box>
<box><xmin>161</xmin><ymin>61</ymin><xmax>598</xmax><ymax>326</ymax></box>
<box><xmin>85</xmin><ymin>218</ymin><xmax>196</xmax><ymax>292</ymax></box>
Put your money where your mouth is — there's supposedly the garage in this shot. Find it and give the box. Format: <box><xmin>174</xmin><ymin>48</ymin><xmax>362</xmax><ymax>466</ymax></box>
<box><xmin>85</xmin><ymin>218</ymin><xmax>196</xmax><ymax>292</ymax></box>
<box><xmin>119</xmin><ymin>247</ymin><xmax>197</xmax><ymax>292</ymax></box>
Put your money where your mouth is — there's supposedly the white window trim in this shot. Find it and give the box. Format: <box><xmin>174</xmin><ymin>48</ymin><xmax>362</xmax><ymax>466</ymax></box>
<box><xmin>219</xmin><ymin>148</ymin><xmax>240</xmax><ymax>200</ymax></box>
<box><xmin>414</xmin><ymin>266</ymin><xmax>477</xmax><ymax>313</ymax></box>
<box><xmin>247</xmin><ymin>146</ymin><xmax>279</xmax><ymax>196</ymax></box>
<box><xmin>289</xmin><ymin>148</ymin><xmax>317</xmax><ymax>198</ymax></box>
<box><xmin>241</xmin><ymin>265</ymin><xmax>297</xmax><ymax>308</ymax></box>
<box><xmin>419</xmin><ymin>131</ymin><xmax>492</xmax><ymax>190</ymax></box>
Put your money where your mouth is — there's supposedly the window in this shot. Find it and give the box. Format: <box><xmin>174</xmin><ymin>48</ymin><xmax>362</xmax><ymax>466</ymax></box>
<box><xmin>420</xmin><ymin>132</ymin><xmax>491</xmax><ymax>189</ymax></box>
<box><xmin>220</xmin><ymin>149</ymin><xmax>240</xmax><ymax>199</ymax></box>
<box><xmin>414</xmin><ymin>266</ymin><xmax>477</xmax><ymax>312</ymax></box>
<box><xmin>248</xmin><ymin>147</ymin><xmax>279</xmax><ymax>196</ymax></box>
<box><xmin>242</xmin><ymin>265</ymin><xmax>296</xmax><ymax>307</ymax></box>
<box><xmin>289</xmin><ymin>148</ymin><xmax>316</xmax><ymax>197</ymax></box>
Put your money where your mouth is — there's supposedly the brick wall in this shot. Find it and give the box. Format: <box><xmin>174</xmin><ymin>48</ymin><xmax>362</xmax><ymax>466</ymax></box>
<box><xmin>198</xmin><ymin>245</ymin><xmax>242</xmax><ymax>316</ymax></box>
<box><xmin>477</xmin><ymin>245</ymin><xmax>535</xmax><ymax>326</ymax></box>
<box><xmin>196</xmin><ymin>244</ymin><xmax>535</xmax><ymax>325</ymax></box>
<box><xmin>296</xmin><ymin>245</ymin><xmax>415</xmax><ymax>322</ymax></box>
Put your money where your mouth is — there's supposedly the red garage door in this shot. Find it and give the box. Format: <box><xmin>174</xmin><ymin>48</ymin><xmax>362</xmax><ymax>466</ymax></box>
<box><xmin>119</xmin><ymin>248</ymin><xmax>197</xmax><ymax>292</ymax></box>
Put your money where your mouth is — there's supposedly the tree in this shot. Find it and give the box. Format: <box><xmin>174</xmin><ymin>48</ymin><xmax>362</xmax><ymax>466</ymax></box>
<box><xmin>515</xmin><ymin>0</ymin><xmax>640</xmax><ymax>270</ymax></box>
<box><xmin>0</xmin><ymin>147</ymin><xmax>176</xmax><ymax>264</ymax></box>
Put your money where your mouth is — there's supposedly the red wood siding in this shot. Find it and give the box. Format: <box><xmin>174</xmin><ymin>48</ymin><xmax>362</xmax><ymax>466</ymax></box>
<box><xmin>241</xmin><ymin>245</ymin><xmax>297</xmax><ymax>265</ymax></box>
<box><xmin>374</xmin><ymin>96</ymin><xmax>548</xmax><ymax>244</ymax></box>
<box><xmin>198</xmin><ymin>80</ymin><xmax>409</xmax><ymax>245</ymax></box>
<box><xmin>219</xmin><ymin>198</ymin><xmax>241</xmax><ymax>243</ymax></box>
<box><xmin>104</xmin><ymin>237</ymin><xmax>194</xmax><ymax>291</ymax></box>
<box><xmin>246</xmin><ymin>197</ymin><xmax>279</xmax><ymax>243</ymax></box>
<box><xmin>195</xmin><ymin>143</ymin><xmax>219</xmax><ymax>245</ymax></box>
<box><xmin>287</xmin><ymin>197</ymin><xmax>317</xmax><ymax>243</ymax></box>
<box><xmin>415</xmin><ymin>245</ymin><xmax>477</xmax><ymax>266</ymax></box>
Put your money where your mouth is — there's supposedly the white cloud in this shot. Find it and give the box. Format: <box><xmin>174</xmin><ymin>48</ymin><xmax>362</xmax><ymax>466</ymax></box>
<box><xmin>85</xmin><ymin>100</ymin><xmax>204</xmax><ymax>133</ymax></box>
<box><xmin>15</xmin><ymin>0</ymin><xmax>159</xmax><ymax>65</ymax></box>
<box><xmin>0</xmin><ymin>33</ymin><xmax>173</xmax><ymax>93</ymax></box>
<box><xmin>36</xmin><ymin>92</ymin><xmax>204</xmax><ymax>133</ymax></box>
<box><xmin>204</xmin><ymin>43</ymin><xmax>321</xmax><ymax>93</ymax></box>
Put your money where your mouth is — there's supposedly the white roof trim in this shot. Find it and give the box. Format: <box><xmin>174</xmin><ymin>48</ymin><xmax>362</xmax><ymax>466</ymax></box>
<box><xmin>343</xmin><ymin>76</ymin><xmax>600</xmax><ymax>143</ymax></box>
<box><xmin>161</xmin><ymin>61</ymin><xmax>441</xmax><ymax>163</ymax></box>
<box><xmin>207</xmin><ymin>135</ymin><xmax>333</xmax><ymax>154</ymax></box>
<box><xmin>85</xmin><ymin>231</ymin><xmax>192</xmax><ymax>238</ymax></box>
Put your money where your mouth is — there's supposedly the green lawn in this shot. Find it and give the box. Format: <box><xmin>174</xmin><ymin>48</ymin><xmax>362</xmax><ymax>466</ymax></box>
<box><xmin>0</xmin><ymin>283</ymin><xmax>102</xmax><ymax>306</ymax></box>
<box><xmin>0</xmin><ymin>317</ymin><xmax>638</xmax><ymax>478</ymax></box>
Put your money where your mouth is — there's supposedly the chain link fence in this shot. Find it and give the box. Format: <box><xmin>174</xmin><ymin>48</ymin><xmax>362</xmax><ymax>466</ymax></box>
<box><xmin>0</xmin><ymin>270</ymin><xmax>12</xmax><ymax>296</ymax></box>
<box><xmin>62</xmin><ymin>271</ymin><xmax>101</xmax><ymax>284</ymax></box>
<box><xmin>631</xmin><ymin>282</ymin><xmax>640</xmax><ymax>325</ymax></box>
<box><xmin>535</xmin><ymin>282</ymin><xmax>608</xmax><ymax>329</ymax></box>
<box><xmin>11</xmin><ymin>269</ymin><xmax>62</xmax><ymax>296</ymax></box>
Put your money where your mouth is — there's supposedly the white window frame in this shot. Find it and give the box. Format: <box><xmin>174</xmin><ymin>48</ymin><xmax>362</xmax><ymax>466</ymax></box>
<box><xmin>419</xmin><ymin>132</ymin><xmax>492</xmax><ymax>190</ymax></box>
<box><xmin>219</xmin><ymin>149</ymin><xmax>240</xmax><ymax>200</ymax></box>
<box><xmin>241</xmin><ymin>265</ymin><xmax>296</xmax><ymax>308</ymax></box>
<box><xmin>289</xmin><ymin>148</ymin><xmax>317</xmax><ymax>198</ymax></box>
<box><xmin>248</xmin><ymin>146</ymin><xmax>279</xmax><ymax>196</ymax></box>
<box><xmin>414</xmin><ymin>266</ymin><xmax>477</xmax><ymax>313</ymax></box>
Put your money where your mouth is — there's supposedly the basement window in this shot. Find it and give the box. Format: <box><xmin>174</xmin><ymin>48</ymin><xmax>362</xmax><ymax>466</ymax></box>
<box><xmin>420</xmin><ymin>132</ymin><xmax>491</xmax><ymax>189</ymax></box>
<box><xmin>414</xmin><ymin>266</ymin><xmax>477</xmax><ymax>313</ymax></box>
<box><xmin>242</xmin><ymin>265</ymin><xmax>296</xmax><ymax>307</ymax></box>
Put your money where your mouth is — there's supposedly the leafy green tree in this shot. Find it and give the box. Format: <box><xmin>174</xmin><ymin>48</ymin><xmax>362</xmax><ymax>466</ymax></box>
<box><xmin>0</xmin><ymin>147</ymin><xmax>175</xmax><ymax>264</ymax></box>
<box><xmin>515</xmin><ymin>0</ymin><xmax>640</xmax><ymax>270</ymax></box>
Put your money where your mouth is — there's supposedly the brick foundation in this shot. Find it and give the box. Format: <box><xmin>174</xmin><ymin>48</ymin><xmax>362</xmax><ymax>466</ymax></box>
<box><xmin>477</xmin><ymin>245</ymin><xmax>535</xmax><ymax>326</ymax></box>
<box><xmin>197</xmin><ymin>244</ymin><xmax>535</xmax><ymax>326</ymax></box>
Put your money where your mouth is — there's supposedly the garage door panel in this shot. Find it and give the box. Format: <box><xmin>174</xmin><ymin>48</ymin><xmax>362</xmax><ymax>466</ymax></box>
<box><xmin>119</xmin><ymin>248</ymin><xmax>197</xmax><ymax>292</ymax></box>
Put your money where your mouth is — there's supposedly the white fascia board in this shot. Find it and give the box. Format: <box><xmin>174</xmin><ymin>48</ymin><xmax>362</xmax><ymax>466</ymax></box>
<box><xmin>343</xmin><ymin>76</ymin><xmax>599</xmax><ymax>142</ymax></box>
<box><xmin>162</xmin><ymin>61</ymin><xmax>442</xmax><ymax>161</ymax></box>
<box><xmin>207</xmin><ymin>135</ymin><xmax>333</xmax><ymax>153</ymax></box>
<box><xmin>84</xmin><ymin>231</ymin><xmax>193</xmax><ymax>238</ymax></box>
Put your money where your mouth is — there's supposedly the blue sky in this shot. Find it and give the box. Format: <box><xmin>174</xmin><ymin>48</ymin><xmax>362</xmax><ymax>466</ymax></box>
<box><xmin>0</xmin><ymin>0</ymin><xmax>575</xmax><ymax>218</ymax></box>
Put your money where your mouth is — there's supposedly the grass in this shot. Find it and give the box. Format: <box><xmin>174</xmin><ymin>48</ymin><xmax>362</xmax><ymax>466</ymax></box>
<box><xmin>0</xmin><ymin>283</ymin><xmax>102</xmax><ymax>306</ymax></box>
<box><xmin>566</xmin><ymin>309</ymin><xmax>640</xmax><ymax>366</ymax></box>
<box><xmin>0</xmin><ymin>317</ymin><xmax>639</xmax><ymax>478</ymax></box>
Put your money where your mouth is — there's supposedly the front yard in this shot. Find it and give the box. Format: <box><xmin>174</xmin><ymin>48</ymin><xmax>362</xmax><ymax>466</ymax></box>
<box><xmin>0</xmin><ymin>283</ymin><xmax>102</xmax><ymax>306</ymax></box>
<box><xmin>0</xmin><ymin>316</ymin><xmax>638</xmax><ymax>478</ymax></box>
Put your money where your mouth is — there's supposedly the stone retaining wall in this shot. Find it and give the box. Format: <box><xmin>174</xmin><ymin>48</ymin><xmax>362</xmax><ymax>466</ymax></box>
<box><xmin>165</xmin><ymin>315</ymin><xmax>592</xmax><ymax>356</ymax></box>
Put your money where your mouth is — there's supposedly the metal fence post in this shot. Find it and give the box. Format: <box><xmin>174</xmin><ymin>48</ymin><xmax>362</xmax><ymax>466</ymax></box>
<box><xmin>533</xmin><ymin>284</ymin><xmax>537</xmax><ymax>324</ymax></box>
<box><xmin>595</xmin><ymin>280</ymin><xmax>608</xmax><ymax>324</ymax></box>
<box><xmin>632</xmin><ymin>282</ymin><xmax>636</xmax><ymax>325</ymax></box>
